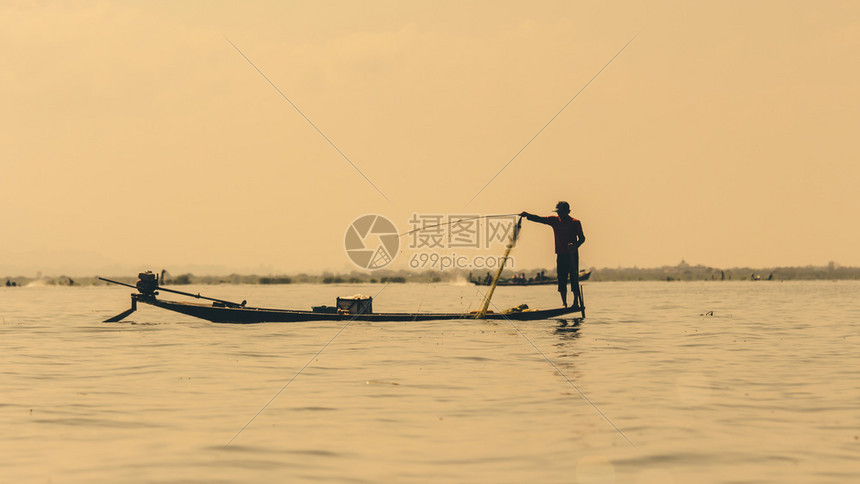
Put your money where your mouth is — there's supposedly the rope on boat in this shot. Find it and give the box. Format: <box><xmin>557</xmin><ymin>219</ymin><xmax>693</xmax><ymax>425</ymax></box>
<box><xmin>415</xmin><ymin>282</ymin><xmax>431</xmax><ymax>313</ymax></box>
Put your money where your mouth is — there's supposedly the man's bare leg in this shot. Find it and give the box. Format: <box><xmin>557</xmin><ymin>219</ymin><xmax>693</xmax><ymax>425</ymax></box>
<box><xmin>560</xmin><ymin>290</ymin><xmax>568</xmax><ymax>308</ymax></box>
<box><xmin>571</xmin><ymin>282</ymin><xmax>582</xmax><ymax>308</ymax></box>
<box><xmin>570</xmin><ymin>253</ymin><xmax>581</xmax><ymax>308</ymax></box>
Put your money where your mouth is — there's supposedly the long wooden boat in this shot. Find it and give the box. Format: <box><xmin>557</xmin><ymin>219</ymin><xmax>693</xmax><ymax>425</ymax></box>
<box><xmin>470</xmin><ymin>269</ymin><xmax>591</xmax><ymax>286</ymax></box>
<box><xmin>119</xmin><ymin>294</ymin><xmax>583</xmax><ymax>324</ymax></box>
<box><xmin>100</xmin><ymin>275</ymin><xmax>585</xmax><ymax>324</ymax></box>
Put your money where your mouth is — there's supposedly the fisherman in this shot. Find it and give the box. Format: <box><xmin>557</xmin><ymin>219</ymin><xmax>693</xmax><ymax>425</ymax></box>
<box><xmin>521</xmin><ymin>201</ymin><xmax>585</xmax><ymax>308</ymax></box>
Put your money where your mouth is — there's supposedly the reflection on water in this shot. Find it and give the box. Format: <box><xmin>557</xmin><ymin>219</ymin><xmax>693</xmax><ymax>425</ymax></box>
<box><xmin>0</xmin><ymin>281</ymin><xmax>858</xmax><ymax>483</ymax></box>
<box><xmin>554</xmin><ymin>318</ymin><xmax>583</xmax><ymax>338</ymax></box>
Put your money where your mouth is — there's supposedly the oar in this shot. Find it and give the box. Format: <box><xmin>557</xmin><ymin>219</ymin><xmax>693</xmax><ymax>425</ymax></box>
<box><xmin>476</xmin><ymin>216</ymin><xmax>523</xmax><ymax>318</ymax></box>
<box><xmin>98</xmin><ymin>277</ymin><xmax>247</xmax><ymax>308</ymax></box>
<box><xmin>105</xmin><ymin>297</ymin><xmax>137</xmax><ymax>322</ymax></box>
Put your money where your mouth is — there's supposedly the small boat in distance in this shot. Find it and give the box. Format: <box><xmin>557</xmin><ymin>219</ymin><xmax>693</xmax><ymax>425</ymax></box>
<box><xmin>469</xmin><ymin>270</ymin><xmax>592</xmax><ymax>286</ymax></box>
<box><xmin>100</xmin><ymin>272</ymin><xmax>585</xmax><ymax>324</ymax></box>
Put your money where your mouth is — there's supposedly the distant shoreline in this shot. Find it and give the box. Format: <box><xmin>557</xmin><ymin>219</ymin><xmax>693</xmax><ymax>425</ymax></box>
<box><xmin>3</xmin><ymin>263</ymin><xmax>858</xmax><ymax>287</ymax></box>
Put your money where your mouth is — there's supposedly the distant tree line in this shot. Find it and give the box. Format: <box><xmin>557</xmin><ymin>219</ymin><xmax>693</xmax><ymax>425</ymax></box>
<box><xmin>586</xmin><ymin>261</ymin><xmax>860</xmax><ymax>282</ymax></box>
<box><xmin>4</xmin><ymin>262</ymin><xmax>859</xmax><ymax>287</ymax></box>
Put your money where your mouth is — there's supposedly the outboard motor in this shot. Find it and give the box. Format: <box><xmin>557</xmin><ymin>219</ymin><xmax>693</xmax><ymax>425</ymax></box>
<box><xmin>136</xmin><ymin>271</ymin><xmax>159</xmax><ymax>296</ymax></box>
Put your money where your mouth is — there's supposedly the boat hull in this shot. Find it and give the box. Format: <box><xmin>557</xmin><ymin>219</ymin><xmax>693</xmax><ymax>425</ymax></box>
<box><xmin>137</xmin><ymin>296</ymin><xmax>584</xmax><ymax>324</ymax></box>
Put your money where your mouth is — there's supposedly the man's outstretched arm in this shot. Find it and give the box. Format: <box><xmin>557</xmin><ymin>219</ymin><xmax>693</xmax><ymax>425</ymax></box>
<box><xmin>520</xmin><ymin>211</ymin><xmax>551</xmax><ymax>225</ymax></box>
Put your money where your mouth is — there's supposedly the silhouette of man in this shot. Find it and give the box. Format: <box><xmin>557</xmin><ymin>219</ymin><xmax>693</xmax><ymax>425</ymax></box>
<box><xmin>521</xmin><ymin>201</ymin><xmax>585</xmax><ymax>308</ymax></box>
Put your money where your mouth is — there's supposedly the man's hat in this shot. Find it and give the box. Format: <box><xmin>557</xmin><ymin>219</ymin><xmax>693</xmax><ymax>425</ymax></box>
<box><xmin>554</xmin><ymin>201</ymin><xmax>570</xmax><ymax>213</ymax></box>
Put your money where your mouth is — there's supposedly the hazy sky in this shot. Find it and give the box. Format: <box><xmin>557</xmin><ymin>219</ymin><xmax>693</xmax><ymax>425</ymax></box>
<box><xmin>2</xmin><ymin>1</ymin><xmax>858</xmax><ymax>276</ymax></box>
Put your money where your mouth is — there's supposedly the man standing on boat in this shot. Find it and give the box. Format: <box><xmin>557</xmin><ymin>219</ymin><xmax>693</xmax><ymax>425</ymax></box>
<box><xmin>520</xmin><ymin>201</ymin><xmax>585</xmax><ymax>308</ymax></box>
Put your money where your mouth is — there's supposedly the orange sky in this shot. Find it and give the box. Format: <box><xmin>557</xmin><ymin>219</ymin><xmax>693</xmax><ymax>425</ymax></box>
<box><xmin>2</xmin><ymin>1</ymin><xmax>858</xmax><ymax>276</ymax></box>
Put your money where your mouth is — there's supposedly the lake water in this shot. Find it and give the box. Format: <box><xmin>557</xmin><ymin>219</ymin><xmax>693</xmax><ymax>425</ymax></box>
<box><xmin>1</xmin><ymin>281</ymin><xmax>858</xmax><ymax>483</ymax></box>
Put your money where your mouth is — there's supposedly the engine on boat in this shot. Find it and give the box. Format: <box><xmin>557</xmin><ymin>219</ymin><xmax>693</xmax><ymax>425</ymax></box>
<box><xmin>136</xmin><ymin>271</ymin><xmax>158</xmax><ymax>296</ymax></box>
